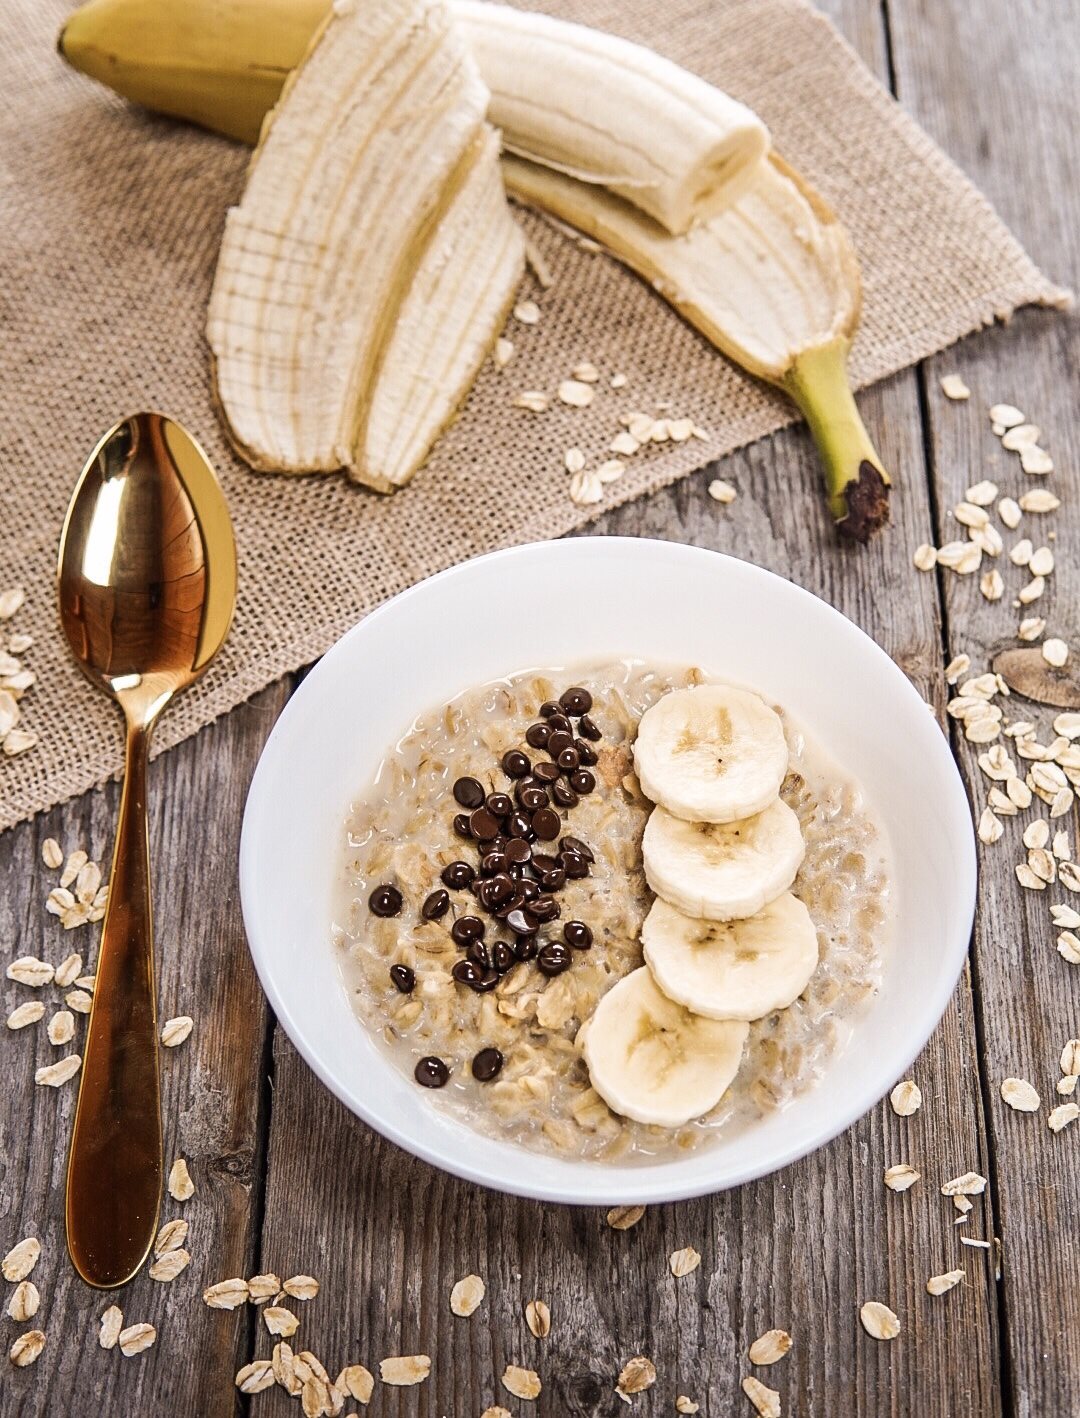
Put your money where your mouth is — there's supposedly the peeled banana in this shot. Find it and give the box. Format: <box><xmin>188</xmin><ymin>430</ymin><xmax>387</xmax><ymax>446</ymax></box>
<box><xmin>205</xmin><ymin>0</ymin><xmax>522</xmax><ymax>486</ymax></box>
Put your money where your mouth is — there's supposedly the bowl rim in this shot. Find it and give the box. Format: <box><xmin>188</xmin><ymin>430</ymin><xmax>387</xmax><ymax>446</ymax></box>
<box><xmin>239</xmin><ymin>536</ymin><xmax>977</xmax><ymax>1203</ymax></box>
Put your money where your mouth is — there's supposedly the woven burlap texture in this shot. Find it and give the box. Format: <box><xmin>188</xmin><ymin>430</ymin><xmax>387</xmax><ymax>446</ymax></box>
<box><xmin>0</xmin><ymin>0</ymin><xmax>1067</xmax><ymax>831</ymax></box>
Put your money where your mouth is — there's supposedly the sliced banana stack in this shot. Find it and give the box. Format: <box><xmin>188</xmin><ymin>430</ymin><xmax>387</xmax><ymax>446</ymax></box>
<box><xmin>583</xmin><ymin>684</ymin><xmax>817</xmax><ymax>1129</ymax></box>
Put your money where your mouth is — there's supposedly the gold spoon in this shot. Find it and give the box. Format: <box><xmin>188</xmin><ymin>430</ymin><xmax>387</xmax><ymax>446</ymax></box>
<box><xmin>57</xmin><ymin>412</ymin><xmax>236</xmax><ymax>1288</ymax></box>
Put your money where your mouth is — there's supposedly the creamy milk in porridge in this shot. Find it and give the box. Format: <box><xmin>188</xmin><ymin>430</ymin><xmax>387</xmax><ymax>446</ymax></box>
<box><xmin>333</xmin><ymin>661</ymin><xmax>892</xmax><ymax>1162</ymax></box>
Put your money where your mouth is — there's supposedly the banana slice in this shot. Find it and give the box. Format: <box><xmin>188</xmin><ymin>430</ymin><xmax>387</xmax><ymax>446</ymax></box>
<box><xmin>642</xmin><ymin>800</ymin><xmax>804</xmax><ymax>920</ymax></box>
<box><xmin>642</xmin><ymin>893</ymin><xmax>818</xmax><ymax>1021</ymax></box>
<box><xmin>633</xmin><ymin>685</ymin><xmax>788</xmax><ymax>823</ymax></box>
<box><xmin>582</xmin><ymin>967</ymin><xmax>749</xmax><ymax>1126</ymax></box>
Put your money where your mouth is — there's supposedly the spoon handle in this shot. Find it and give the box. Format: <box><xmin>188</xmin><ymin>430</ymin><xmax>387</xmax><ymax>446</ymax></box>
<box><xmin>66</xmin><ymin>720</ymin><xmax>163</xmax><ymax>1288</ymax></box>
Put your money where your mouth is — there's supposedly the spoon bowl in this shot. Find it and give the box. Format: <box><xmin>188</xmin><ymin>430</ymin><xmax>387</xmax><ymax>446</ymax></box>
<box><xmin>57</xmin><ymin>412</ymin><xmax>236</xmax><ymax>1287</ymax></box>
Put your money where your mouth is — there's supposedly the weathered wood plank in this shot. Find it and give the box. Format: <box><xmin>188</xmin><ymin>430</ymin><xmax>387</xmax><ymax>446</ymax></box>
<box><xmin>888</xmin><ymin>0</ymin><xmax>1080</xmax><ymax>1410</ymax></box>
<box><xmin>0</xmin><ymin>685</ymin><xmax>286</xmax><ymax>1416</ymax></box>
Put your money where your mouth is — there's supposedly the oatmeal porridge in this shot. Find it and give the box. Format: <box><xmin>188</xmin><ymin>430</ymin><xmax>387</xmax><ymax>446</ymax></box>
<box><xmin>333</xmin><ymin>661</ymin><xmax>892</xmax><ymax>1162</ymax></box>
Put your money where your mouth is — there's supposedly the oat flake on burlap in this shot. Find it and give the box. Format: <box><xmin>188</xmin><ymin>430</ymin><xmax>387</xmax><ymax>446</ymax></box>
<box><xmin>0</xmin><ymin>0</ymin><xmax>1068</xmax><ymax>831</ymax></box>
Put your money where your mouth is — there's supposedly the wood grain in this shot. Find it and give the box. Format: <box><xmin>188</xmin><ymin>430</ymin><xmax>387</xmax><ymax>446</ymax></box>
<box><xmin>888</xmin><ymin>1</ymin><xmax>1080</xmax><ymax>1412</ymax></box>
<box><xmin>0</xmin><ymin>686</ymin><xmax>285</xmax><ymax>1415</ymax></box>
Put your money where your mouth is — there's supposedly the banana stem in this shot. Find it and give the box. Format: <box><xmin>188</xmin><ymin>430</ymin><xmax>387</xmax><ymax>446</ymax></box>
<box><xmin>781</xmin><ymin>337</ymin><xmax>891</xmax><ymax>543</ymax></box>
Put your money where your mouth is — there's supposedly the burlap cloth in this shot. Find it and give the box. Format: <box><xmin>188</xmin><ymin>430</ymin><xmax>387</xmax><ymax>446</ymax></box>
<box><xmin>0</xmin><ymin>0</ymin><xmax>1067</xmax><ymax>831</ymax></box>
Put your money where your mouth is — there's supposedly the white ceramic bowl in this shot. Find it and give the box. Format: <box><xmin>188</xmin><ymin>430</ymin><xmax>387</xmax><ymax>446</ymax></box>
<box><xmin>240</xmin><ymin>538</ymin><xmax>975</xmax><ymax>1204</ymax></box>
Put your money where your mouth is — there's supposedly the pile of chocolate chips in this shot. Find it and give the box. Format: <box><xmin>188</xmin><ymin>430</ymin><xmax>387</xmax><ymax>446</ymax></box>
<box><xmin>368</xmin><ymin>686</ymin><xmax>604</xmax><ymax>1089</ymax></box>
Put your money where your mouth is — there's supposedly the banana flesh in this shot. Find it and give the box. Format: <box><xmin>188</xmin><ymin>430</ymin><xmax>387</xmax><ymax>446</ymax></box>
<box><xmin>581</xmin><ymin>967</ymin><xmax>749</xmax><ymax>1128</ymax></box>
<box><xmin>641</xmin><ymin>893</ymin><xmax>818</xmax><ymax>1021</ymax></box>
<box><xmin>206</xmin><ymin>0</ymin><xmax>523</xmax><ymax>486</ymax></box>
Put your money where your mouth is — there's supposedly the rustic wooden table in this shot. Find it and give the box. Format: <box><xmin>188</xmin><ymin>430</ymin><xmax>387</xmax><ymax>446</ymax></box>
<box><xmin>2</xmin><ymin>1</ymin><xmax>1078</xmax><ymax>1413</ymax></box>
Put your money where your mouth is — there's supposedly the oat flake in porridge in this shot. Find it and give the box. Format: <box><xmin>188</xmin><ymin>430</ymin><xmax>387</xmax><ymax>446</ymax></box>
<box><xmin>334</xmin><ymin>661</ymin><xmax>892</xmax><ymax>1162</ymax></box>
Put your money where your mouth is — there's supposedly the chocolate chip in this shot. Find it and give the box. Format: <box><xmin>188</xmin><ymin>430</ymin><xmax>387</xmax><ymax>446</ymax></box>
<box><xmin>441</xmin><ymin>861</ymin><xmax>475</xmax><ymax>889</ymax></box>
<box><xmin>560</xmin><ymin>687</ymin><xmax>593</xmax><ymax>715</ymax></box>
<box><xmin>547</xmin><ymin>729</ymin><xmax>574</xmax><ymax>757</ymax></box>
<box><xmin>569</xmin><ymin>769</ymin><xmax>596</xmax><ymax>795</ymax></box>
<box><xmin>519</xmin><ymin>880</ymin><xmax>540</xmax><ymax>902</ymax></box>
<box><xmin>578</xmin><ymin>713</ymin><xmax>601</xmax><ymax>741</ymax></box>
<box><xmin>505</xmin><ymin>838</ymin><xmax>532</xmax><ymax>865</ymax></box>
<box><xmin>368</xmin><ymin>884</ymin><xmax>402</xmax><ymax>917</ymax></box>
<box><xmin>452</xmin><ymin>958</ymin><xmax>482</xmax><ymax>986</ymax></box>
<box><xmin>451</xmin><ymin>915</ymin><xmax>485</xmax><ymax>946</ymax></box>
<box><xmin>531</xmin><ymin>852</ymin><xmax>558</xmax><ymax>873</ymax></box>
<box><xmin>532</xmin><ymin>761</ymin><xmax>560</xmax><ymax>784</ymax></box>
<box><xmin>485</xmin><ymin>792</ymin><xmax>513</xmax><ymax>818</ymax></box>
<box><xmin>453</xmin><ymin>776</ymin><xmax>485</xmax><ymax>809</ymax></box>
<box><xmin>513</xmin><ymin>936</ymin><xmax>538</xmax><ymax>961</ymax></box>
<box><xmin>501</xmin><ymin>749</ymin><xmax>531</xmax><ymax>779</ymax></box>
<box><xmin>472</xmin><ymin>1047</ymin><xmax>504</xmax><ymax>1081</ymax></box>
<box><xmin>537</xmin><ymin>941</ymin><xmax>572</xmax><ymax>976</ymax></box>
<box><xmin>574</xmin><ymin>738</ymin><xmax>598</xmax><ymax>765</ymax></box>
<box><xmin>564</xmin><ymin>920</ymin><xmax>593</xmax><ymax>950</ymax></box>
<box><xmin>415</xmin><ymin>1056</ymin><xmax>449</xmax><ymax>1088</ymax></box>
<box><xmin>530</xmin><ymin>895</ymin><xmax>560</xmax><ymax>922</ymax></box>
<box><xmin>507</xmin><ymin>812</ymin><xmax>536</xmax><ymax>841</ymax></box>
<box><xmin>421</xmin><ymin>889</ymin><xmax>450</xmax><ymax>920</ymax></box>
<box><xmin>552</xmin><ymin>779</ymin><xmax>579</xmax><ymax>809</ymax></box>
<box><xmin>505</xmin><ymin>907</ymin><xmax>539</xmax><ymax>936</ymax></box>
<box><xmin>466</xmin><ymin>940</ymin><xmax>491</xmax><ymax>970</ymax></box>
<box><xmin>537</xmin><ymin>865</ymin><xmax>566</xmax><ymax>892</ymax></box>
<box><xmin>453</xmin><ymin>813</ymin><xmax>472</xmax><ymax>840</ymax></box>
<box><xmin>389</xmin><ymin>964</ymin><xmax>415</xmax><ymax>992</ymax></box>
<box><xmin>556</xmin><ymin>747</ymin><xmax>581</xmax><ymax>772</ymax></box>
<box><xmin>532</xmin><ymin>807</ymin><xmax>561</xmax><ymax>840</ymax></box>
<box><xmin>487</xmin><ymin>873</ymin><xmax>517</xmax><ymax>907</ymax></box>
<box><xmin>560</xmin><ymin>850</ymin><xmax>590</xmax><ymax>880</ymax></box>
<box><xmin>491</xmin><ymin>940</ymin><xmax>516</xmax><ymax>973</ymax></box>
<box><xmin>472</xmin><ymin>968</ymin><xmax>500</xmax><ymax>993</ymax></box>
<box><xmin>560</xmin><ymin>835</ymin><xmax>595</xmax><ymax>862</ymax></box>
<box><xmin>539</xmin><ymin>700</ymin><xmax>563</xmax><ymax>719</ymax></box>
<box><xmin>546</xmin><ymin>712</ymin><xmax>573</xmax><ymax>734</ymax></box>
<box><xmin>517</xmin><ymin>784</ymin><xmax>549</xmax><ymax>812</ymax></box>
<box><xmin>525</xmin><ymin>722</ymin><xmax>551</xmax><ymax>750</ymax></box>
<box><xmin>480</xmin><ymin>850</ymin><xmax>509</xmax><ymax>878</ymax></box>
<box><xmin>469</xmin><ymin>807</ymin><xmax>500</xmax><ymax>841</ymax></box>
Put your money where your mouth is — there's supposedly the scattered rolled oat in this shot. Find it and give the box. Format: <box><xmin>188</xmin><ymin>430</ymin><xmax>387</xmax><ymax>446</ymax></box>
<box><xmin>990</xmin><ymin>403</ymin><xmax>1024</xmax><ymax>428</ymax></box>
<box><xmin>264</xmin><ymin>1306</ymin><xmax>300</xmax><ymax>1337</ymax></box>
<box><xmin>381</xmin><ymin>1354</ymin><xmax>432</xmax><ymax>1386</ymax></box>
<box><xmin>676</xmin><ymin>1398</ymin><xmax>700</xmax><ymax>1414</ymax></box>
<box><xmin>617</xmin><ymin>1355</ymin><xmax>657</xmax><ymax>1396</ymax></box>
<box><xmin>35</xmin><ymin>1054</ymin><xmax>81</xmax><ymax>1087</ymax></box>
<box><xmin>512</xmin><ymin>300</ymin><xmax>539</xmax><ymax>326</ymax></box>
<box><xmin>913</xmin><ymin>543</ymin><xmax>937</xmax><ymax>571</ymax></box>
<box><xmin>7</xmin><ymin>956</ymin><xmax>54</xmax><ymax>988</ymax></box>
<box><xmin>596</xmin><ymin>459</ymin><xmax>626</xmax><ymax>484</ymax></box>
<box><xmin>1010</xmin><ymin>538</ymin><xmax>1033</xmax><ymax>567</ymax></box>
<box><xmin>1048</xmin><ymin>1102</ymin><xmax>1079</xmax><ymax>1133</ymax></box>
<box><xmin>610</xmin><ymin>372</ymin><xmax>627</xmax><ymax>388</ymax></box>
<box><xmin>481</xmin><ymin>1410</ymin><xmax>512</xmax><ymax>1418</ymax></box>
<box><xmin>748</xmin><ymin>1329</ymin><xmax>792</xmax><ymax>1365</ymax></box>
<box><xmin>1002</xmin><ymin>422</ymin><xmax>1040</xmax><ymax>450</ymax></box>
<box><xmin>859</xmin><ymin>1301</ymin><xmax>900</xmax><ymax>1340</ymax></box>
<box><xmin>65</xmin><ymin>989</ymin><xmax>92</xmax><ymax>1015</ymax></box>
<box><xmin>339</xmin><ymin>1363</ymin><xmax>375</xmax><ymax>1402</ymax></box>
<box><xmin>955</xmin><ymin>501</ymin><xmax>989</xmax><ymax>529</ymax></box>
<box><xmin>284</xmin><ymin>1274</ymin><xmax>319</xmax><ymax>1301</ymax></box>
<box><xmin>609</xmin><ymin>431</ymin><xmax>639</xmax><ymax>456</ymax></box>
<box><xmin>669</xmin><ymin>1246</ymin><xmax>701</xmax><ymax>1278</ymax></box>
<box><xmin>149</xmin><ymin>1248</ymin><xmax>190</xmax><ymax>1282</ymax></box>
<box><xmin>3</xmin><ymin>729</ymin><xmax>37</xmax><ymax>757</ymax></box>
<box><xmin>46</xmin><ymin>1009</ymin><xmax>75</xmax><ymax>1046</ymax></box>
<box><xmin>1021</xmin><ymin>446</ymin><xmax>1053</xmax><ymax>475</ymax></box>
<box><xmin>966</xmin><ymin>481</ymin><xmax>997</xmax><ymax>506</ymax></box>
<box><xmin>204</xmin><ymin>1278</ymin><xmax>249</xmax><ymax>1309</ymax></box>
<box><xmin>118</xmin><ymin>1322</ymin><xmax>156</xmax><ymax>1358</ymax></box>
<box><xmin>9</xmin><ymin>1330</ymin><xmax>45</xmax><ymax>1367</ymax></box>
<box><xmin>0</xmin><ymin>587</ymin><xmax>25</xmax><ymax>620</ymax></box>
<box><xmin>998</xmin><ymin>497</ymin><xmax>1023</xmax><ymax>529</ymax></box>
<box><xmin>154</xmin><ymin>1219</ymin><xmax>188</xmax><ymax>1255</ymax></box>
<box><xmin>494</xmin><ymin>337</ymin><xmax>514</xmax><ymax>369</ymax></box>
<box><xmin>941</xmin><ymin>1172</ymin><xmax>987</xmax><ymax>1196</ymax></box>
<box><xmin>1019</xmin><ymin>576</ymin><xmax>1046</xmax><ymax>604</ymax></box>
<box><xmin>1058</xmin><ymin>1075</ymin><xmax>1078</xmax><ymax>1095</ymax></box>
<box><xmin>99</xmin><ymin>1305</ymin><xmax>123</xmax><ymax>1349</ymax></box>
<box><xmin>1043</xmin><ymin>639</ymin><xmax>1069</xmax><ymax>668</ymax></box>
<box><xmin>564</xmin><ymin>447</ymin><xmax>585</xmax><ymax>474</ymax></box>
<box><xmin>168</xmin><ymin>1157</ymin><xmax>195</xmax><ymax>1201</ymax></box>
<box><xmin>525</xmin><ymin>1298</ymin><xmax>551</xmax><ymax>1338</ymax></box>
<box><xmin>607</xmin><ymin>1205</ymin><xmax>645</xmax><ymax>1230</ymax></box>
<box><xmin>1019</xmin><ymin>489</ymin><xmax>1060</xmax><ymax>513</ymax></box>
<box><xmin>708</xmin><ymin>479</ymin><xmax>737</xmax><ymax>505</ymax></box>
<box><xmin>980</xmin><ymin>569</ymin><xmax>1004</xmax><ymax>602</ymax></box>
<box><xmin>572</xmin><ymin>362</ymin><xmax>600</xmax><ymax>383</ymax></box>
<box><xmin>247</xmin><ymin>1273</ymin><xmax>280</xmax><ymax>1305</ymax></box>
<box><xmin>1060</xmin><ymin>1040</ymin><xmax>1080</xmax><ymax>1075</ymax></box>
<box><xmin>41</xmin><ymin>838</ymin><xmax>63</xmax><ymax>870</ymax></box>
<box><xmin>160</xmin><ymin>1016</ymin><xmax>194</xmax><ymax>1048</ymax></box>
<box><xmin>889</xmin><ymin>1080</ymin><xmax>922</xmax><ymax>1116</ymax></box>
<box><xmin>742</xmin><ymin>1375</ymin><xmax>782</xmax><ymax>1416</ymax></box>
<box><xmin>883</xmin><ymin>1163</ymin><xmax>920</xmax><ymax>1192</ymax></box>
<box><xmin>6</xmin><ymin>1001</ymin><xmax>45</xmax><ymax>1030</ymax></box>
<box><xmin>449</xmin><ymin>1274</ymin><xmax>485</xmax><ymax>1317</ymax></box>
<box><xmin>954</xmin><ymin>1195</ymin><xmax>973</xmax><ymax>1216</ymax></box>
<box><xmin>53</xmin><ymin>953</ymin><xmax>82</xmax><ymax>989</ymax></box>
<box><xmin>236</xmin><ymin>1360</ymin><xmax>276</xmax><ymax>1393</ymax></box>
<box><xmin>1059</xmin><ymin>933</ymin><xmax>1080</xmax><ymax>963</ymax></box>
<box><xmin>558</xmin><ymin>379</ymin><xmax>594</xmax><ymax>408</ymax></box>
<box><xmin>569</xmin><ymin>470</ymin><xmax>603</xmax><ymax>506</ymax></box>
<box><xmin>513</xmin><ymin>391</ymin><xmax>548</xmax><ymax>413</ymax></box>
<box><xmin>6</xmin><ymin>1281</ymin><xmax>39</xmax><ymax>1321</ymax></box>
<box><xmin>926</xmin><ymin>1269</ymin><xmax>965</xmax><ymax>1296</ymax></box>
<box><xmin>273</xmin><ymin>1342</ymin><xmax>302</xmax><ymax>1396</ymax></box>
<box><xmin>940</xmin><ymin>374</ymin><xmax>970</xmax><ymax>400</ymax></box>
<box><xmin>944</xmin><ymin>654</ymin><xmax>970</xmax><ymax>684</ymax></box>
<box><xmin>978</xmin><ymin>809</ymin><xmax>1003</xmax><ymax>844</ymax></box>
<box><xmin>1029</xmin><ymin>547</ymin><xmax>1055</xmax><ymax>578</ymax></box>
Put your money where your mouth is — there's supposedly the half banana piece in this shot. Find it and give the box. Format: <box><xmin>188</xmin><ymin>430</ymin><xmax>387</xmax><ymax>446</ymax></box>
<box><xmin>582</xmin><ymin>967</ymin><xmax>749</xmax><ymax>1127</ymax></box>
<box><xmin>205</xmin><ymin>0</ymin><xmax>523</xmax><ymax>488</ymax></box>
<box><xmin>641</xmin><ymin>893</ymin><xmax>818</xmax><ymax>1021</ymax></box>
<box><xmin>643</xmin><ymin>800</ymin><xmax>805</xmax><ymax>922</ymax></box>
<box><xmin>633</xmin><ymin>685</ymin><xmax>788</xmax><ymax>824</ymax></box>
